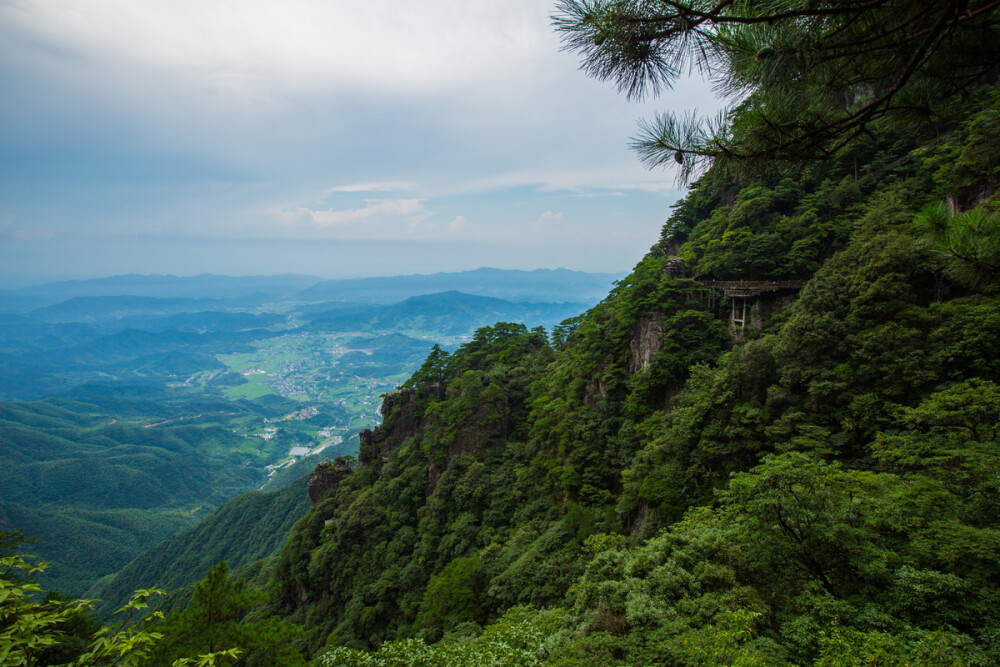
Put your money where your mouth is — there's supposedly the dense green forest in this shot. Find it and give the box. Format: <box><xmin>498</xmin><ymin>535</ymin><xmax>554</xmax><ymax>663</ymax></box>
<box><xmin>5</xmin><ymin>1</ymin><xmax>1000</xmax><ymax>665</ymax></box>
<box><xmin>0</xmin><ymin>388</ymin><xmax>331</xmax><ymax>596</ymax></box>
<box><xmin>85</xmin><ymin>476</ymin><xmax>311</xmax><ymax>619</ymax></box>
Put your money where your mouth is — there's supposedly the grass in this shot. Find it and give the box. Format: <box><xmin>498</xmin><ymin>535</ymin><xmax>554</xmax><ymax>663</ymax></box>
<box><xmin>225</xmin><ymin>383</ymin><xmax>276</xmax><ymax>400</ymax></box>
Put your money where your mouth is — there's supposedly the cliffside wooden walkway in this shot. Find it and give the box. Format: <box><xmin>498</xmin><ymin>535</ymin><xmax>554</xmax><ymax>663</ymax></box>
<box><xmin>698</xmin><ymin>279</ymin><xmax>805</xmax><ymax>297</ymax></box>
<box><xmin>697</xmin><ymin>279</ymin><xmax>806</xmax><ymax>335</ymax></box>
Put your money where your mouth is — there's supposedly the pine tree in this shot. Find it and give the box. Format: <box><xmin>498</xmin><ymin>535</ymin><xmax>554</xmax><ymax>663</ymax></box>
<box><xmin>554</xmin><ymin>0</ymin><xmax>1000</xmax><ymax>181</ymax></box>
<box><xmin>915</xmin><ymin>201</ymin><xmax>1000</xmax><ymax>290</ymax></box>
<box><xmin>146</xmin><ymin>562</ymin><xmax>307</xmax><ymax>667</ymax></box>
<box><xmin>403</xmin><ymin>344</ymin><xmax>450</xmax><ymax>388</ymax></box>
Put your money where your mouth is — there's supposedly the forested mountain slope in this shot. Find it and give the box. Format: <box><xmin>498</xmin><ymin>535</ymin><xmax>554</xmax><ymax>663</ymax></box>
<box><xmin>85</xmin><ymin>475</ymin><xmax>311</xmax><ymax>619</ymax></box>
<box><xmin>258</xmin><ymin>87</ymin><xmax>1000</xmax><ymax>665</ymax></box>
<box><xmin>0</xmin><ymin>387</ymin><xmax>321</xmax><ymax>597</ymax></box>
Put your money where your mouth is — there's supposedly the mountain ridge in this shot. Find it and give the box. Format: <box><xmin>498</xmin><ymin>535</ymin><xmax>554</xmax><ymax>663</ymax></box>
<box><xmin>296</xmin><ymin>267</ymin><xmax>624</xmax><ymax>304</ymax></box>
<box><xmin>303</xmin><ymin>290</ymin><xmax>590</xmax><ymax>335</ymax></box>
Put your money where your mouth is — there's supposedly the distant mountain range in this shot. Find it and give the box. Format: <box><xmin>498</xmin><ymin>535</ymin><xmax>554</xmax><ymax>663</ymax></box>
<box><xmin>29</xmin><ymin>296</ymin><xmax>229</xmax><ymax>323</ymax></box>
<box><xmin>304</xmin><ymin>291</ymin><xmax>588</xmax><ymax>335</ymax></box>
<box><xmin>296</xmin><ymin>267</ymin><xmax>623</xmax><ymax>304</ymax></box>
<box><xmin>0</xmin><ymin>273</ymin><xmax>319</xmax><ymax>311</ymax></box>
<box><xmin>0</xmin><ymin>268</ymin><xmax>623</xmax><ymax>313</ymax></box>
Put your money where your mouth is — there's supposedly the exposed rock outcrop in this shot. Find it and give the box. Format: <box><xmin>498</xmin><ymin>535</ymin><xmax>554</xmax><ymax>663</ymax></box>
<box><xmin>358</xmin><ymin>383</ymin><xmax>444</xmax><ymax>469</ymax></box>
<box><xmin>306</xmin><ymin>456</ymin><xmax>352</xmax><ymax>507</ymax></box>
<box><xmin>628</xmin><ymin>314</ymin><xmax>664</xmax><ymax>373</ymax></box>
<box><xmin>661</xmin><ymin>236</ymin><xmax>684</xmax><ymax>256</ymax></box>
<box><xmin>664</xmin><ymin>257</ymin><xmax>686</xmax><ymax>277</ymax></box>
<box><xmin>446</xmin><ymin>397</ymin><xmax>507</xmax><ymax>458</ymax></box>
<box><xmin>357</xmin><ymin>427</ymin><xmax>386</xmax><ymax>469</ymax></box>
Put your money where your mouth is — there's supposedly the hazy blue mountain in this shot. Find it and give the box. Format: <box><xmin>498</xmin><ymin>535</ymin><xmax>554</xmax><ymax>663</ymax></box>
<box><xmin>28</xmin><ymin>296</ymin><xmax>229</xmax><ymax>323</ymax></box>
<box><xmin>0</xmin><ymin>273</ymin><xmax>321</xmax><ymax>312</ymax></box>
<box><xmin>0</xmin><ymin>269</ymin><xmax>620</xmax><ymax>313</ymax></box>
<box><xmin>108</xmin><ymin>310</ymin><xmax>285</xmax><ymax>334</ymax></box>
<box><xmin>291</xmin><ymin>301</ymin><xmax>370</xmax><ymax>316</ymax></box>
<box><xmin>35</xmin><ymin>328</ymin><xmax>270</xmax><ymax>368</ymax></box>
<box><xmin>296</xmin><ymin>268</ymin><xmax>623</xmax><ymax>304</ymax></box>
<box><xmin>305</xmin><ymin>291</ymin><xmax>589</xmax><ymax>335</ymax></box>
<box><xmin>0</xmin><ymin>326</ymin><xmax>277</xmax><ymax>399</ymax></box>
<box><xmin>0</xmin><ymin>353</ymin><xmax>73</xmax><ymax>399</ymax></box>
<box><xmin>0</xmin><ymin>314</ymin><xmax>101</xmax><ymax>352</ymax></box>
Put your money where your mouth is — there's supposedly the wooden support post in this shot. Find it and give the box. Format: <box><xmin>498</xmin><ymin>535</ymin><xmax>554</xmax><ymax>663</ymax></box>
<box><xmin>731</xmin><ymin>296</ymin><xmax>748</xmax><ymax>337</ymax></box>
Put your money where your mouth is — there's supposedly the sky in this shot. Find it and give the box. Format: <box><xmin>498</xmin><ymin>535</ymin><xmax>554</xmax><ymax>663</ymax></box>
<box><xmin>0</xmin><ymin>0</ymin><xmax>719</xmax><ymax>285</ymax></box>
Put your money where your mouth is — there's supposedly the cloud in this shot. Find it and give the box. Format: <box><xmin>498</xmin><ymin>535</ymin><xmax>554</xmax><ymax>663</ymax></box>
<box><xmin>448</xmin><ymin>215</ymin><xmax>471</xmax><ymax>230</ymax></box>
<box><xmin>444</xmin><ymin>168</ymin><xmax>685</xmax><ymax>198</ymax></box>
<box><xmin>534</xmin><ymin>211</ymin><xmax>564</xmax><ymax>226</ymax></box>
<box><xmin>300</xmin><ymin>199</ymin><xmax>426</xmax><ymax>227</ymax></box>
<box><xmin>0</xmin><ymin>1</ymin><xmax>556</xmax><ymax>100</ymax></box>
<box><xmin>572</xmin><ymin>191</ymin><xmax>626</xmax><ymax>199</ymax></box>
<box><xmin>0</xmin><ymin>0</ymin><xmax>724</xmax><ymax>280</ymax></box>
<box><xmin>325</xmin><ymin>182</ymin><xmax>414</xmax><ymax>194</ymax></box>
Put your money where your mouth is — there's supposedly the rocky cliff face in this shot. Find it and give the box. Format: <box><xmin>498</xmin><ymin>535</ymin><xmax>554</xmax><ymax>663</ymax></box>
<box><xmin>306</xmin><ymin>456</ymin><xmax>352</xmax><ymax>507</ymax></box>
<box><xmin>358</xmin><ymin>380</ymin><xmax>509</xmax><ymax>491</ymax></box>
<box><xmin>628</xmin><ymin>314</ymin><xmax>664</xmax><ymax>373</ymax></box>
<box><xmin>358</xmin><ymin>384</ymin><xmax>444</xmax><ymax>469</ymax></box>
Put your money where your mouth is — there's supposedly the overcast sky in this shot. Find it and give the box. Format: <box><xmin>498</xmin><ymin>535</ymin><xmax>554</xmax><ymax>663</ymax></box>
<box><xmin>0</xmin><ymin>0</ymin><xmax>718</xmax><ymax>284</ymax></box>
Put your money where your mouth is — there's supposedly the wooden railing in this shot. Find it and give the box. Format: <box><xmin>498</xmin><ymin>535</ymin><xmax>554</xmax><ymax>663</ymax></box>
<box><xmin>698</xmin><ymin>280</ymin><xmax>805</xmax><ymax>297</ymax></box>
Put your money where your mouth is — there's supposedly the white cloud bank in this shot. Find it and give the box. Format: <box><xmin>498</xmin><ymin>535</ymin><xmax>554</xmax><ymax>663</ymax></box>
<box><xmin>324</xmin><ymin>182</ymin><xmax>414</xmax><ymax>194</ymax></box>
<box><xmin>0</xmin><ymin>0</ymin><xmax>722</xmax><ymax>279</ymax></box>
<box><xmin>0</xmin><ymin>1</ymin><xmax>556</xmax><ymax>109</ymax></box>
<box><xmin>534</xmin><ymin>211</ymin><xmax>564</xmax><ymax>226</ymax></box>
<box><xmin>448</xmin><ymin>215</ymin><xmax>471</xmax><ymax>230</ymax></box>
<box><xmin>294</xmin><ymin>199</ymin><xmax>426</xmax><ymax>228</ymax></box>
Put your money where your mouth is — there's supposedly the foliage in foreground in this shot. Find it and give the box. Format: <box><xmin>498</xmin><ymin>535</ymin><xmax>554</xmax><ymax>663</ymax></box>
<box><xmin>0</xmin><ymin>549</ymin><xmax>241</xmax><ymax>667</ymax></box>
<box><xmin>143</xmin><ymin>561</ymin><xmax>307</xmax><ymax>667</ymax></box>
